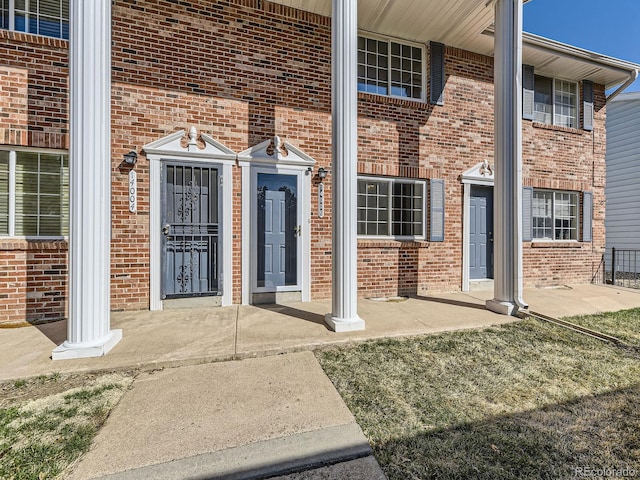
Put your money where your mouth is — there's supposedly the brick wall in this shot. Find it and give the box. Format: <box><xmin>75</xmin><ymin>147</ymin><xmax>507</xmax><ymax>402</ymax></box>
<box><xmin>0</xmin><ymin>0</ymin><xmax>607</xmax><ymax>323</ymax></box>
<box><xmin>0</xmin><ymin>241</ymin><xmax>67</xmax><ymax>325</ymax></box>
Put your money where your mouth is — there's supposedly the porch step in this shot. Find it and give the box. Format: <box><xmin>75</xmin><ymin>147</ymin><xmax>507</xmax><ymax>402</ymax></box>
<box><xmin>469</xmin><ymin>279</ymin><xmax>494</xmax><ymax>292</ymax></box>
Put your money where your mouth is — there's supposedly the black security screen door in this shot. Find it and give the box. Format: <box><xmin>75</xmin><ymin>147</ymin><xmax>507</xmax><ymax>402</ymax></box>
<box><xmin>161</xmin><ymin>163</ymin><xmax>220</xmax><ymax>298</ymax></box>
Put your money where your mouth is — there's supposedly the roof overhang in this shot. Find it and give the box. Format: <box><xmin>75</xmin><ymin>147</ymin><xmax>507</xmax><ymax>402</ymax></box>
<box><xmin>271</xmin><ymin>0</ymin><xmax>639</xmax><ymax>91</ymax></box>
<box><xmin>478</xmin><ymin>30</ymin><xmax>640</xmax><ymax>90</ymax></box>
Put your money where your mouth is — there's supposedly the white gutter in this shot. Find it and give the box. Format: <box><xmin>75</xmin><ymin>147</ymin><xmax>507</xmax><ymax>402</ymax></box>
<box><xmin>606</xmin><ymin>69</ymin><xmax>639</xmax><ymax>104</ymax></box>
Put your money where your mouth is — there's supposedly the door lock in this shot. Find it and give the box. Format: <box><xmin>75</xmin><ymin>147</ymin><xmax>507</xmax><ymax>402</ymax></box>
<box><xmin>162</xmin><ymin>224</ymin><xmax>170</xmax><ymax>235</ymax></box>
<box><xmin>294</xmin><ymin>225</ymin><xmax>301</xmax><ymax>236</ymax></box>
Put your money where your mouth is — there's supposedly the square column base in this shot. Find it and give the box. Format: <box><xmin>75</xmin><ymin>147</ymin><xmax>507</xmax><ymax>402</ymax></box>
<box><xmin>486</xmin><ymin>299</ymin><xmax>519</xmax><ymax>316</ymax></box>
<box><xmin>325</xmin><ymin>314</ymin><xmax>366</xmax><ymax>332</ymax></box>
<box><xmin>52</xmin><ymin>329</ymin><xmax>123</xmax><ymax>360</ymax></box>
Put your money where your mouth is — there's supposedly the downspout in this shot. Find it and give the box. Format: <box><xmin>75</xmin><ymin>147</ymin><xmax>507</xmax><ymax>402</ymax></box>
<box><xmin>606</xmin><ymin>69</ymin><xmax>638</xmax><ymax>104</ymax></box>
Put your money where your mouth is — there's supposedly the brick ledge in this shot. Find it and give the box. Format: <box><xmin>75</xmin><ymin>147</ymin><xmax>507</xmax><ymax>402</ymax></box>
<box><xmin>529</xmin><ymin>241</ymin><xmax>584</xmax><ymax>248</ymax></box>
<box><xmin>531</xmin><ymin>122</ymin><xmax>584</xmax><ymax>135</ymax></box>
<box><xmin>0</xmin><ymin>239</ymin><xmax>68</xmax><ymax>251</ymax></box>
<box><xmin>358</xmin><ymin>239</ymin><xmax>430</xmax><ymax>249</ymax></box>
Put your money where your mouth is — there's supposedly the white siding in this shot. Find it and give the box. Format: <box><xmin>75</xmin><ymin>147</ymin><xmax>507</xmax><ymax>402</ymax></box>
<box><xmin>606</xmin><ymin>92</ymin><xmax>640</xmax><ymax>273</ymax></box>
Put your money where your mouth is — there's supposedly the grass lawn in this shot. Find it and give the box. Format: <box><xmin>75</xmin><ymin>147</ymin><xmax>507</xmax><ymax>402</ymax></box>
<box><xmin>562</xmin><ymin>307</ymin><xmax>640</xmax><ymax>346</ymax></box>
<box><xmin>0</xmin><ymin>372</ymin><xmax>134</xmax><ymax>480</ymax></box>
<box><xmin>316</xmin><ymin>316</ymin><xmax>640</xmax><ymax>480</ymax></box>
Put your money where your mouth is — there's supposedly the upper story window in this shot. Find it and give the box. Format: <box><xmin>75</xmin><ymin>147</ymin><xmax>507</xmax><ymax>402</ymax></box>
<box><xmin>534</xmin><ymin>75</ymin><xmax>578</xmax><ymax>129</ymax></box>
<box><xmin>357</xmin><ymin>35</ymin><xmax>424</xmax><ymax>101</ymax></box>
<box><xmin>0</xmin><ymin>149</ymin><xmax>69</xmax><ymax>238</ymax></box>
<box><xmin>532</xmin><ymin>190</ymin><xmax>578</xmax><ymax>241</ymax></box>
<box><xmin>357</xmin><ymin>177</ymin><xmax>426</xmax><ymax>238</ymax></box>
<box><xmin>1</xmin><ymin>0</ymin><xmax>69</xmax><ymax>39</ymax></box>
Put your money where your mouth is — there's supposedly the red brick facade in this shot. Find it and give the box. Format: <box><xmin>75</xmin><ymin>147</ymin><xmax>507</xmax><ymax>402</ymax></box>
<box><xmin>0</xmin><ymin>0</ymin><xmax>606</xmax><ymax>324</ymax></box>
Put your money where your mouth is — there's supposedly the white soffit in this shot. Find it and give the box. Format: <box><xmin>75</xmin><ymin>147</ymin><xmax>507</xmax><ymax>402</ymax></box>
<box><xmin>475</xmin><ymin>30</ymin><xmax>640</xmax><ymax>88</ymax></box>
<box><xmin>271</xmin><ymin>0</ymin><xmax>639</xmax><ymax>89</ymax></box>
<box><xmin>271</xmin><ymin>0</ymin><xmax>497</xmax><ymax>49</ymax></box>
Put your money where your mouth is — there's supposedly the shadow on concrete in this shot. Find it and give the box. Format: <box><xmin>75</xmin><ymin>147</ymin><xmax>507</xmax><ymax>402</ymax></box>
<box><xmin>33</xmin><ymin>318</ymin><xmax>67</xmax><ymax>346</ymax></box>
<box><xmin>255</xmin><ymin>303</ymin><xmax>331</xmax><ymax>330</ymax></box>
<box><xmin>410</xmin><ymin>294</ymin><xmax>487</xmax><ymax>311</ymax></box>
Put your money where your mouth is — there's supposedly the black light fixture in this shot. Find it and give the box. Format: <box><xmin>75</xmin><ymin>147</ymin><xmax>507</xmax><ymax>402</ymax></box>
<box><xmin>317</xmin><ymin>167</ymin><xmax>329</xmax><ymax>181</ymax></box>
<box><xmin>123</xmin><ymin>150</ymin><xmax>138</xmax><ymax>165</ymax></box>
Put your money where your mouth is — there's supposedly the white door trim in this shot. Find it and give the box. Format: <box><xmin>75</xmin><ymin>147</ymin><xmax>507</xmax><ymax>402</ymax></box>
<box><xmin>250</xmin><ymin>166</ymin><xmax>308</xmax><ymax>295</ymax></box>
<box><xmin>239</xmin><ymin>137</ymin><xmax>315</xmax><ymax>304</ymax></box>
<box><xmin>144</xmin><ymin>128</ymin><xmax>237</xmax><ymax>310</ymax></box>
<box><xmin>462</xmin><ymin>161</ymin><xmax>495</xmax><ymax>292</ymax></box>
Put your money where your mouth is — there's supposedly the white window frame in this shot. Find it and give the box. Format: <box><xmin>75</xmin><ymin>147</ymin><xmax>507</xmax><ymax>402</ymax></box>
<box><xmin>1</xmin><ymin>0</ymin><xmax>69</xmax><ymax>39</ymax></box>
<box><xmin>532</xmin><ymin>189</ymin><xmax>579</xmax><ymax>242</ymax></box>
<box><xmin>357</xmin><ymin>176</ymin><xmax>426</xmax><ymax>240</ymax></box>
<box><xmin>357</xmin><ymin>32</ymin><xmax>426</xmax><ymax>102</ymax></box>
<box><xmin>534</xmin><ymin>75</ymin><xmax>579</xmax><ymax>129</ymax></box>
<box><xmin>0</xmin><ymin>146</ymin><xmax>69</xmax><ymax>240</ymax></box>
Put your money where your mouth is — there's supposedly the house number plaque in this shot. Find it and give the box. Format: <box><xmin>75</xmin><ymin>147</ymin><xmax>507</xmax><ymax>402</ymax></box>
<box><xmin>129</xmin><ymin>170</ymin><xmax>137</xmax><ymax>213</ymax></box>
<box><xmin>318</xmin><ymin>182</ymin><xmax>325</xmax><ymax>218</ymax></box>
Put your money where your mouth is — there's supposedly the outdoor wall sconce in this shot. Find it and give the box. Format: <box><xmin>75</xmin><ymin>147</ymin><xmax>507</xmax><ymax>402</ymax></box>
<box><xmin>123</xmin><ymin>151</ymin><xmax>138</xmax><ymax>165</ymax></box>
<box><xmin>317</xmin><ymin>167</ymin><xmax>329</xmax><ymax>181</ymax></box>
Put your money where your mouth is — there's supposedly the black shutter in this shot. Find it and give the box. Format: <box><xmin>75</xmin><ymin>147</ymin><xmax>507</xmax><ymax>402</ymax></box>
<box><xmin>430</xmin><ymin>179</ymin><xmax>445</xmax><ymax>242</ymax></box>
<box><xmin>430</xmin><ymin>42</ymin><xmax>445</xmax><ymax>106</ymax></box>
<box><xmin>522</xmin><ymin>186</ymin><xmax>533</xmax><ymax>241</ymax></box>
<box><xmin>523</xmin><ymin>65</ymin><xmax>535</xmax><ymax>120</ymax></box>
<box><xmin>582</xmin><ymin>191</ymin><xmax>593</xmax><ymax>242</ymax></box>
<box><xmin>583</xmin><ymin>80</ymin><xmax>594</xmax><ymax>131</ymax></box>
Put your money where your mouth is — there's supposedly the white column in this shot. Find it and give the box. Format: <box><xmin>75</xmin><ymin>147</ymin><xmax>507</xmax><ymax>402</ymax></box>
<box><xmin>486</xmin><ymin>0</ymin><xmax>528</xmax><ymax>316</ymax></box>
<box><xmin>53</xmin><ymin>0</ymin><xmax>122</xmax><ymax>359</ymax></box>
<box><xmin>325</xmin><ymin>0</ymin><xmax>365</xmax><ymax>332</ymax></box>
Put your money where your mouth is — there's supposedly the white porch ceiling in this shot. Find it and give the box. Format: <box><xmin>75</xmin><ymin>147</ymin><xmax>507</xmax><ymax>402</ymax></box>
<box><xmin>273</xmin><ymin>0</ymin><xmax>497</xmax><ymax>49</ymax></box>
<box><xmin>271</xmin><ymin>0</ymin><xmax>640</xmax><ymax>89</ymax></box>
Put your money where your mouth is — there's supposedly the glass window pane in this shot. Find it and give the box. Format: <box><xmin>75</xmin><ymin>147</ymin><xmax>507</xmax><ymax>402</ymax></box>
<box><xmin>13</xmin><ymin>151</ymin><xmax>68</xmax><ymax>236</ymax></box>
<box><xmin>0</xmin><ymin>0</ymin><xmax>8</xmax><ymax>29</ymax></box>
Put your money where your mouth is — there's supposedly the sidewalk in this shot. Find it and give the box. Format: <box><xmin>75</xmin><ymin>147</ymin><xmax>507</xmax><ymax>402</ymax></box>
<box><xmin>2</xmin><ymin>284</ymin><xmax>639</xmax><ymax>479</ymax></box>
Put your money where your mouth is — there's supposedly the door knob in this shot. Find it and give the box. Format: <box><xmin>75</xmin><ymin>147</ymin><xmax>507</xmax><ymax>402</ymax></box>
<box><xmin>162</xmin><ymin>224</ymin><xmax>170</xmax><ymax>235</ymax></box>
<box><xmin>294</xmin><ymin>225</ymin><xmax>301</xmax><ymax>236</ymax></box>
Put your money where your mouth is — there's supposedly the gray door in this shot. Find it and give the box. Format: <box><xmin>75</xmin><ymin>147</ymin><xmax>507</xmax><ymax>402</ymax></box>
<box><xmin>161</xmin><ymin>162</ymin><xmax>220</xmax><ymax>298</ymax></box>
<box><xmin>257</xmin><ymin>173</ymin><xmax>298</xmax><ymax>289</ymax></box>
<box><xmin>469</xmin><ymin>186</ymin><xmax>493</xmax><ymax>280</ymax></box>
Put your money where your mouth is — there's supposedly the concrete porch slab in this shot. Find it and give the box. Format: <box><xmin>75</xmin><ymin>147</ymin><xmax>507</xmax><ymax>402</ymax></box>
<box><xmin>1</xmin><ymin>284</ymin><xmax>638</xmax><ymax>382</ymax></box>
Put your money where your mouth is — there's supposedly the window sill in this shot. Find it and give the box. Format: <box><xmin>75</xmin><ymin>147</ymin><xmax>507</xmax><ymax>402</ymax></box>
<box><xmin>529</xmin><ymin>241</ymin><xmax>584</xmax><ymax>248</ymax></box>
<box><xmin>530</xmin><ymin>122</ymin><xmax>584</xmax><ymax>135</ymax></box>
<box><xmin>0</xmin><ymin>29</ymin><xmax>69</xmax><ymax>49</ymax></box>
<box><xmin>358</xmin><ymin>91</ymin><xmax>430</xmax><ymax>110</ymax></box>
<box><xmin>0</xmin><ymin>238</ymin><xmax>68</xmax><ymax>251</ymax></box>
<box><xmin>358</xmin><ymin>238</ymin><xmax>430</xmax><ymax>249</ymax></box>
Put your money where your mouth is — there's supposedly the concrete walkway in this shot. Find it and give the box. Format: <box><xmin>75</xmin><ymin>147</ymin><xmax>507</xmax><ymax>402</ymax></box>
<box><xmin>2</xmin><ymin>284</ymin><xmax>639</xmax><ymax>479</ymax></box>
<box><xmin>66</xmin><ymin>352</ymin><xmax>383</xmax><ymax>480</ymax></box>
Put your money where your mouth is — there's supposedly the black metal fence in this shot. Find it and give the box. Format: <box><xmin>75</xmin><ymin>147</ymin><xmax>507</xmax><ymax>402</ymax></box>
<box><xmin>607</xmin><ymin>248</ymin><xmax>640</xmax><ymax>288</ymax></box>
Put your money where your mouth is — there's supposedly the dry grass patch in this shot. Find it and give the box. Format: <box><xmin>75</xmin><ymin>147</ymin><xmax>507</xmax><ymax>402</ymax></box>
<box><xmin>563</xmin><ymin>307</ymin><xmax>640</xmax><ymax>346</ymax></box>
<box><xmin>316</xmin><ymin>318</ymin><xmax>640</xmax><ymax>480</ymax></box>
<box><xmin>0</xmin><ymin>372</ymin><xmax>135</xmax><ymax>480</ymax></box>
